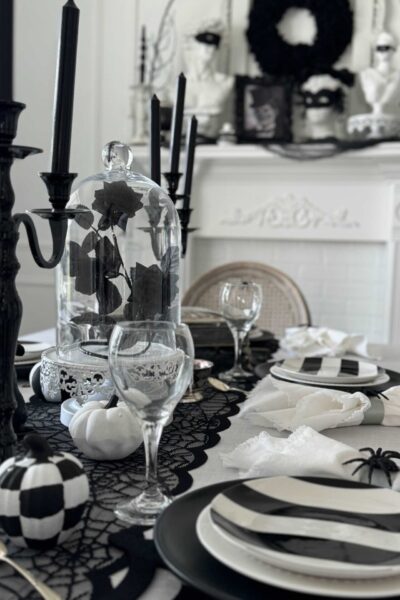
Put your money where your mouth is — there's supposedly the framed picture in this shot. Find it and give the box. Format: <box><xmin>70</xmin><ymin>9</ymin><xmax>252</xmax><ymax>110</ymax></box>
<box><xmin>235</xmin><ymin>75</ymin><xmax>293</xmax><ymax>143</ymax></box>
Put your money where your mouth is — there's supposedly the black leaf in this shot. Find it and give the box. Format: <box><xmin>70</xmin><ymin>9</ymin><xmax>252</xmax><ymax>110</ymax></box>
<box><xmin>81</xmin><ymin>231</ymin><xmax>98</xmax><ymax>254</ymax></box>
<box><xmin>95</xmin><ymin>237</ymin><xmax>122</xmax><ymax>279</ymax></box>
<box><xmin>73</xmin><ymin>205</ymin><xmax>94</xmax><ymax>230</ymax></box>
<box><xmin>130</xmin><ymin>262</ymin><xmax>163</xmax><ymax>319</ymax></box>
<box><xmin>71</xmin><ymin>312</ymin><xmax>116</xmax><ymax>327</ymax></box>
<box><xmin>117</xmin><ymin>213</ymin><xmax>129</xmax><ymax>232</ymax></box>
<box><xmin>98</xmin><ymin>215</ymin><xmax>111</xmax><ymax>231</ymax></box>
<box><xmin>123</xmin><ymin>301</ymin><xmax>142</xmax><ymax>321</ymax></box>
<box><xmin>69</xmin><ymin>241</ymin><xmax>97</xmax><ymax>295</ymax></box>
<box><xmin>75</xmin><ymin>257</ymin><xmax>97</xmax><ymax>295</ymax></box>
<box><xmin>161</xmin><ymin>246</ymin><xmax>180</xmax><ymax>274</ymax></box>
<box><xmin>69</xmin><ymin>241</ymin><xmax>82</xmax><ymax>277</ymax></box>
<box><xmin>144</xmin><ymin>188</ymin><xmax>163</xmax><ymax>228</ymax></box>
<box><xmin>96</xmin><ymin>278</ymin><xmax>123</xmax><ymax>314</ymax></box>
<box><xmin>163</xmin><ymin>272</ymin><xmax>180</xmax><ymax>307</ymax></box>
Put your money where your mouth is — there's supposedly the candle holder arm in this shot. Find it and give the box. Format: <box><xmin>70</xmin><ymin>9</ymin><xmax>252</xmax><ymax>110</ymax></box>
<box><xmin>13</xmin><ymin>212</ymin><xmax>69</xmax><ymax>269</ymax></box>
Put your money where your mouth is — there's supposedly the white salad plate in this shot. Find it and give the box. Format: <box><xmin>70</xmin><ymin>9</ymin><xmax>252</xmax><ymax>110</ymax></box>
<box><xmin>274</xmin><ymin>358</ymin><xmax>379</xmax><ymax>384</ymax></box>
<box><xmin>196</xmin><ymin>505</ymin><xmax>400</xmax><ymax>598</ymax></box>
<box><xmin>206</xmin><ymin>477</ymin><xmax>400</xmax><ymax>580</ymax></box>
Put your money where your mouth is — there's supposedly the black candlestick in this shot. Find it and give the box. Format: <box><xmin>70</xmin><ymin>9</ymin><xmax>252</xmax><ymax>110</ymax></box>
<box><xmin>0</xmin><ymin>1</ymin><xmax>83</xmax><ymax>462</ymax></box>
<box><xmin>150</xmin><ymin>95</ymin><xmax>161</xmax><ymax>185</ymax></box>
<box><xmin>0</xmin><ymin>0</ymin><xmax>13</xmax><ymax>101</ymax></box>
<box><xmin>0</xmin><ymin>100</ymin><xmax>82</xmax><ymax>462</ymax></box>
<box><xmin>169</xmin><ymin>73</ymin><xmax>186</xmax><ymax>174</ymax></box>
<box><xmin>51</xmin><ymin>0</ymin><xmax>79</xmax><ymax>174</ymax></box>
<box><xmin>163</xmin><ymin>171</ymin><xmax>182</xmax><ymax>205</ymax></box>
<box><xmin>140</xmin><ymin>26</ymin><xmax>147</xmax><ymax>85</ymax></box>
<box><xmin>182</xmin><ymin>116</ymin><xmax>197</xmax><ymax>208</ymax></box>
<box><xmin>177</xmin><ymin>207</ymin><xmax>196</xmax><ymax>258</ymax></box>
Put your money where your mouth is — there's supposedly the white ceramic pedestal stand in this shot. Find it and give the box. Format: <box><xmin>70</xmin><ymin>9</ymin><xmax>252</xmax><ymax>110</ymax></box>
<box><xmin>348</xmin><ymin>113</ymin><xmax>400</xmax><ymax>139</ymax></box>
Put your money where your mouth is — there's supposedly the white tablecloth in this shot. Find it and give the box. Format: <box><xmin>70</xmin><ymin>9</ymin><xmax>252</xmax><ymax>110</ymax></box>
<box><xmin>188</xmin><ymin>344</ymin><xmax>400</xmax><ymax>492</ymax></box>
<box><xmin>19</xmin><ymin>336</ymin><xmax>400</xmax><ymax>599</ymax></box>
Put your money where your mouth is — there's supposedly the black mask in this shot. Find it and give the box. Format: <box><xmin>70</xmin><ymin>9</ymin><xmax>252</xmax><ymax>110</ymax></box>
<box><xmin>301</xmin><ymin>88</ymin><xmax>343</xmax><ymax>111</ymax></box>
<box><xmin>194</xmin><ymin>32</ymin><xmax>221</xmax><ymax>47</ymax></box>
<box><xmin>376</xmin><ymin>45</ymin><xmax>394</xmax><ymax>53</ymax></box>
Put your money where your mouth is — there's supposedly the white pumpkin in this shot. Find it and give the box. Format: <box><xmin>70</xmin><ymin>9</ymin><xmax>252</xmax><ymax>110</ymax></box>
<box><xmin>69</xmin><ymin>396</ymin><xmax>142</xmax><ymax>460</ymax></box>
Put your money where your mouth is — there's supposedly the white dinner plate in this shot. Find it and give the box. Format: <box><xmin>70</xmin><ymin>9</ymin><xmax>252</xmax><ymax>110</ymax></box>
<box><xmin>14</xmin><ymin>341</ymin><xmax>51</xmax><ymax>363</ymax></box>
<box><xmin>275</xmin><ymin>357</ymin><xmax>379</xmax><ymax>384</ymax></box>
<box><xmin>207</xmin><ymin>477</ymin><xmax>400</xmax><ymax>581</ymax></box>
<box><xmin>196</xmin><ymin>506</ymin><xmax>400</xmax><ymax>598</ymax></box>
<box><xmin>270</xmin><ymin>366</ymin><xmax>390</xmax><ymax>389</ymax></box>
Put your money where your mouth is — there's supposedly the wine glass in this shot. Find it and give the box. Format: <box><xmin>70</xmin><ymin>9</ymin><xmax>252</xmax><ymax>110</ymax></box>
<box><xmin>219</xmin><ymin>281</ymin><xmax>263</xmax><ymax>382</ymax></box>
<box><xmin>108</xmin><ymin>320</ymin><xmax>193</xmax><ymax>525</ymax></box>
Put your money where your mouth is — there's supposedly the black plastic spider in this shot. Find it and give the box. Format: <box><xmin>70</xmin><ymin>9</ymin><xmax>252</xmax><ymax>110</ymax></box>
<box><xmin>343</xmin><ymin>447</ymin><xmax>400</xmax><ymax>486</ymax></box>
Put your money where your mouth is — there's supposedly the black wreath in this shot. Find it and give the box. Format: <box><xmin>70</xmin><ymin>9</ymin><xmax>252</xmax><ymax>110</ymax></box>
<box><xmin>247</xmin><ymin>0</ymin><xmax>353</xmax><ymax>79</ymax></box>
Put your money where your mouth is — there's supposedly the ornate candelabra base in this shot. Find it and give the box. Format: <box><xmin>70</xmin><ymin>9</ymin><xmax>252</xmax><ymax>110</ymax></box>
<box><xmin>0</xmin><ymin>100</ymin><xmax>80</xmax><ymax>462</ymax></box>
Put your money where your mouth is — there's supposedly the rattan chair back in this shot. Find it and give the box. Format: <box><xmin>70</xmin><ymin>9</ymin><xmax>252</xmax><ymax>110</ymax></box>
<box><xmin>182</xmin><ymin>261</ymin><xmax>311</xmax><ymax>336</ymax></box>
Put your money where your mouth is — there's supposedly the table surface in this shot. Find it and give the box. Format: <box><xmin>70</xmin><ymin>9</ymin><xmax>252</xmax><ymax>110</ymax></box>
<box><xmin>189</xmin><ymin>343</ymin><xmax>400</xmax><ymax>492</ymax></box>
<box><xmin>13</xmin><ymin>336</ymin><xmax>400</xmax><ymax>599</ymax></box>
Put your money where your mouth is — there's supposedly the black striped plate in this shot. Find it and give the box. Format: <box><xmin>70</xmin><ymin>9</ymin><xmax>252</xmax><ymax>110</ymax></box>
<box><xmin>274</xmin><ymin>357</ymin><xmax>379</xmax><ymax>384</ymax></box>
<box><xmin>209</xmin><ymin>476</ymin><xmax>400</xmax><ymax>579</ymax></box>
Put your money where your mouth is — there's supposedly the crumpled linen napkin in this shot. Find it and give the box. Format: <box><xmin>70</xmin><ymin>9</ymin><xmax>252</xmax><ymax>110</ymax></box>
<box><xmin>280</xmin><ymin>326</ymin><xmax>369</xmax><ymax>358</ymax></box>
<box><xmin>221</xmin><ymin>425</ymin><xmax>400</xmax><ymax>490</ymax></box>
<box><xmin>240</xmin><ymin>375</ymin><xmax>400</xmax><ymax>432</ymax></box>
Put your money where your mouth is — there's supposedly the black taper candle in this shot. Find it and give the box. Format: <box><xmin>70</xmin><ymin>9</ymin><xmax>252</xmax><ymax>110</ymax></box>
<box><xmin>140</xmin><ymin>25</ymin><xmax>147</xmax><ymax>85</ymax></box>
<box><xmin>150</xmin><ymin>94</ymin><xmax>161</xmax><ymax>185</ymax></box>
<box><xmin>182</xmin><ymin>116</ymin><xmax>197</xmax><ymax>207</ymax></box>
<box><xmin>0</xmin><ymin>0</ymin><xmax>13</xmax><ymax>101</ymax></box>
<box><xmin>169</xmin><ymin>73</ymin><xmax>186</xmax><ymax>174</ymax></box>
<box><xmin>50</xmin><ymin>0</ymin><xmax>79</xmax><ymax>174</ymax></box>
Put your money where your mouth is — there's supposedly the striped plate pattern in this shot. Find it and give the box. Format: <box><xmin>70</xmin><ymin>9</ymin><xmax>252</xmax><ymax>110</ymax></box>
<box><xmin>209</xmin><ymin>477</ymin><xmax>400</xmax><ymax>579</ymax></box>
<box><xmin>275</xmin><ymin>358</ymin><xmax>379</xmax><ymax>384</ymax></box>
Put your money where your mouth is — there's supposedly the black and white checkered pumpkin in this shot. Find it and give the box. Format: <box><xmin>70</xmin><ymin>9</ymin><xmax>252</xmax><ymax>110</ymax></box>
<box><xmin>0</xmin><ymin>434</ymin><xmax>89</xmax><ymax>549</ymax></box>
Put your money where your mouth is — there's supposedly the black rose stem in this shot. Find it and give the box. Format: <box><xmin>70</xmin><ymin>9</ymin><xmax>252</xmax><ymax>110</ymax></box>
<box><xmin>150</xmin><ymin>95</ymin><xmax>161</xmax><ymax>185</ymax></box>
<box><xmin>164</xmin><ymin>73</ymin><xmax>186</xmax><ymax>202</ymax></box>
<box><xmin>0</xmin><ymin>0</ymin><xmax>80</xmax><ymax>461</ymax></box>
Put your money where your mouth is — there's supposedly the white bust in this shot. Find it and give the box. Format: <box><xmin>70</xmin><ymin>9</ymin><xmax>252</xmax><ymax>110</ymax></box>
<box><xmin>183</xmin><ymin>19</ymin><xmax>234</xmax><ymax>140</ymax></box>
<box><xmin>301</xmin><ymin>74</ymin><xmax>345</xmax><ymax>140</ymax></box>
<box><xmin>360</xmin><ymin>32</ymin><xmax>400</xmax><ymax>116</ymax></box>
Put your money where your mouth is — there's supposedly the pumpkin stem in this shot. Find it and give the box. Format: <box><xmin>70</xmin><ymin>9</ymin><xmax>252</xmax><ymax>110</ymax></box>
<box><xmin>23</xmin><ymin>434</ymin><xmax>54</xmax><ymax>460</ymax></box>
<box><xmin>105</xmin><ymin>394</ymin><xmax>119</xmax><ymax>409</ymax></box>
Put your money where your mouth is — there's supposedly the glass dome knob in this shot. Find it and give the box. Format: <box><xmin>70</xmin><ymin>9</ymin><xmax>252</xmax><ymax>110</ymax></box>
<box><xmin>102</xmin><ymin>141</ymin><xmax>133</xmax><ymax>171</ymax></box>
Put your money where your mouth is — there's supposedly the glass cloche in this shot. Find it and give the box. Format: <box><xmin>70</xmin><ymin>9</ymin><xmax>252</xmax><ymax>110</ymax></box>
<box><xmin>56</xmin><ymin>141</ymin><xmax>181</xmax><ymax>363</ymax></box>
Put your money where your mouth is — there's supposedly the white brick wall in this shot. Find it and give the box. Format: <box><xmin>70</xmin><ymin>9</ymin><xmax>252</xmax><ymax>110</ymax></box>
<box><xmin>189</xmin><ymin>238</ymin><xmax>390</xmax><ymax>343</ymax></box>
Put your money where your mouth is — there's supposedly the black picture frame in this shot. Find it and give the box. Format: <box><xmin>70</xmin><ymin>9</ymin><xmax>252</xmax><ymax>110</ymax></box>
<box><xmin>235</xmin><ymin>75</ymin><xmax>293</xmax><ymax>144</ymax></box>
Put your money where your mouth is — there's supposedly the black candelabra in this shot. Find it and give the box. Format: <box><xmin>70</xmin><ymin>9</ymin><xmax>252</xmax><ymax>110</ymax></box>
<box><xmin>163</xmin><ymin>172</ymin><xmax>196</xmax><ymax>258</ymax></box>
<box><xmin>149</xmin><ymin>76</ymin><xmax>198</xmax><ymax>257</ymax></box>
<box><xmin>0</xmin><ymin>0</ymin><xmax>81</xmax><ymax>461</ymax></box>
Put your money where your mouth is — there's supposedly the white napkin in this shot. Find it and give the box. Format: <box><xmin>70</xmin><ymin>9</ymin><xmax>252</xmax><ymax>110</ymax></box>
<box><xmin>241</xmin><ymin>375</ymin><xmax>400</xmax><ymax>432</ymax></box>
<box><xmin>221</xmin><ymin>425</ymin><xmax>400</xmax><ymax>489</ymax></box>
<box><xmin>280</xmin><ymin>326</ymin><xmax>369</xmax><ymax>358</ymax></box>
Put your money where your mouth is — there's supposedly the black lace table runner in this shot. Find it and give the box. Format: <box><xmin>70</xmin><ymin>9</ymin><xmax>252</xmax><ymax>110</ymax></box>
<box><xmin>0</xmin><ymin>385</ymin><xmax>246</xmax><ymax>600</ymax></box>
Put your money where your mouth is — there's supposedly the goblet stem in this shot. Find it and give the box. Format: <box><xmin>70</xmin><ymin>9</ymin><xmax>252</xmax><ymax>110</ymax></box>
<box><xmin>142</xmin><ymin>420</ymin><xmax>164</xmax><ymax>499</ymax></box>
<box><xmin>231</xmin><ymin>328</ymin><xmax>247</xmax><ymax>372</ymax></box>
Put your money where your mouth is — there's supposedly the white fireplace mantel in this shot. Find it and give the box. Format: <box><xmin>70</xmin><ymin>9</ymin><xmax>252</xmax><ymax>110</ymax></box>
<box><xmin>137</xmin><ymin>143</ymin><xmax>400</xmax><ymax>345</ymax></box>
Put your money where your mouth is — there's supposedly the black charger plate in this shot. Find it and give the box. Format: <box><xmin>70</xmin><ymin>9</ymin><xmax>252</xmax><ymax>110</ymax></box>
<box><xmin>154</xmin><ymin>480</ymin><xmax>312</xmax><ymax>600</ymax></box>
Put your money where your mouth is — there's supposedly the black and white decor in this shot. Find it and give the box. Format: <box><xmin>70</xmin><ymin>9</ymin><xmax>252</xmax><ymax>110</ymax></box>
<box><xmin>0</xmin><ymin>435</ymin><xmax>89</xmax><ymax>549</ymax></box>
<box><xmin>209</xmin><ymin>476</ymin><xmax>400</xmax><ymax>578</ymax></box>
